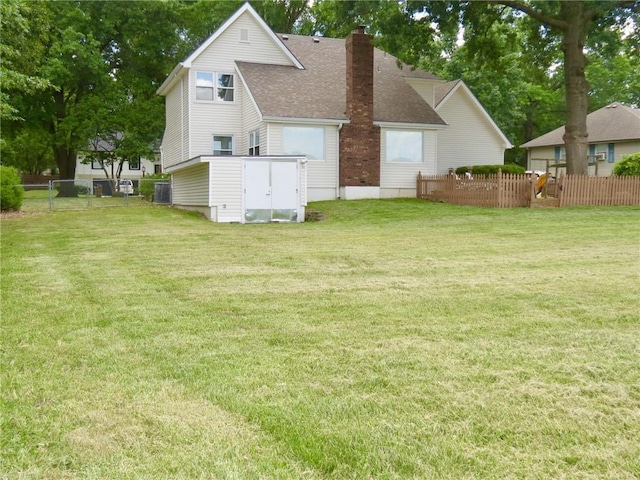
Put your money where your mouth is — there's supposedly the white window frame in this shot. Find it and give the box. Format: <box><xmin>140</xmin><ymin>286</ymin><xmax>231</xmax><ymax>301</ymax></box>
<box><xmin>282</xmin><ymin>126</ymin><xmax>325</xmax><ymax>161</ymax></box>
<box><xmin>594</xmin><ymin>143</ymin><xmax>607</xmax><ymax>161</ymax></box>
<box><xmin>196</xmin><ymin>71</ymin><xmax>235</xmax><ymax>103</ymax></box>
<box><xmin>129</xmin><ymin>156</ymin><xmax>141</xmax><ymax>170</ymax></box>
<box><xmin>557</xmin><ymin>147</ymin><xmax>567</xmax><ymax>160</ymax></box>
<box><xmin>385</xmin><ymin>130</ymin><xmax>423</xmax><ymax>163</ymax></box>
<box><xmin>249</xmin><ymin>130</ymin><xmax>260</xmax><ymax>156</ymax></box>
<box><xmin>213</xmin><ymin>135</ymin><xmax>234</xmax><ymax>156</ymax></box>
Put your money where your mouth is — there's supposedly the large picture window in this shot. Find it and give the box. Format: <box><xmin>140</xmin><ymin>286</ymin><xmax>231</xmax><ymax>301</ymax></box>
<box><xmin>196</xmin><ymin>72</ymin><xmax>234</xmax><ymax>102</ymax></box>
<box><xmin>282</xmin><ymin>126</ymin><xmax>324</xmax><ymax>160</ymax></box>
<box><xmin>213</xmin><ymin>135</ymin><xmax>233</xmax><ymax>156</ymax></box>
<box><xmin>386</xmin><ymin>130</ymin><xmax>423</xmax><ymax>163</ymax></box>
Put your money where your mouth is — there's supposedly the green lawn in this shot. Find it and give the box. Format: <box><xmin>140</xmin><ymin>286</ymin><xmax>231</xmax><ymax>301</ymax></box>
<box><xmin>1</xmin><ymin>200</ymin><xmax>639</xmax><ymax>479</ymax></box>
<box><xmin>20</xmin><ymin>190</ymin><xmax>141</xmax><ymax>212</ymax></box>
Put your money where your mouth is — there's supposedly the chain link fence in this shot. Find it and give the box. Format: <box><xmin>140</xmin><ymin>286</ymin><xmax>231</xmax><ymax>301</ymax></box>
<box><xmin>13</xmin><ymin>178</ymin><xmax>172</xmax><ymax>213</ymax></box>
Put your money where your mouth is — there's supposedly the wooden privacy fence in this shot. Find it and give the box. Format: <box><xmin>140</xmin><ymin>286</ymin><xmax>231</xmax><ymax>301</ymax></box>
<box><xmin>416</xmin><ymin>172</ymin><xmax>532</xmax><ymax>208</ymax></box>
<box><xmin>559</xmin><ymin>175</ymin><xmax>640</xmax><ymax>206</ymax></box>
<box><xmin>417</xmin><ymin>172</ymin><xmax>640</xmax><ymax>208</ymax></box>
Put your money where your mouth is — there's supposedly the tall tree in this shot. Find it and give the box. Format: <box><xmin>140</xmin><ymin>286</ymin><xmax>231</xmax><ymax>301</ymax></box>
<box><xmin>490</xmin><ymin>1</ymin><xmax>637</xmax><ymax>174</ymax></box>
<box><xmin>4</xmin><ymin>1</ymin><xmax>186</xmax><ymax>195</ymax></box>
<box><xmin>0</xmin><ymin>0</ymin><xmax>51</xmax><ymax>123</ymax></box>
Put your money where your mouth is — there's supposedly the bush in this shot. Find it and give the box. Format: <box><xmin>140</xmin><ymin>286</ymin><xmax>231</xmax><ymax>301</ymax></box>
<box><xmin>612</xmin><ymin>152</ymin><xmax>640</xmax><ymax>176</ymax></box>
<box><xmin>471</xmin><ymin>164</ymin><xmax>526</xmax><ymax>175</ymax></box>
<box><xmin>455</xmin><ymin>166</ymin><xmax>470</xmax><ymax>175</ymax></box>
<box><xmin>139</xmin><ymin>173</ymin><xmax>171</xmax><ymax>200</ymax></box>
<box><xmin>0</xmin><ymin>166</ymin><xmax>25</xmax><ymax>211</ymax></box>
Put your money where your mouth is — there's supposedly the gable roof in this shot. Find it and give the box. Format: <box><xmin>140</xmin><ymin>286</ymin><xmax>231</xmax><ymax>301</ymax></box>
<box><xmin>521</xmin><ymin>103</ymin><xmax>640</xmax><ymax>148</ymax></box>
<box><xmin>434</xmin><ymin>80</ymin><xmax>513</xmax><ymax>148</ymax></box>
<box><xmin>236</xmin><ymin>34</ymin><xmax>446</xmax><ymax>126</ymax></box>
<box><xmin>157</xmin><ymin>2</ymin><xmax>302</xmax><ymax>95</ymax></box>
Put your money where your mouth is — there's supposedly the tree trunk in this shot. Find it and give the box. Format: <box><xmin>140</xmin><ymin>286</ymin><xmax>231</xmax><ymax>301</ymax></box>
<box><xmin>561</xmin><ymin>2</ymin><xmax>590</xmax><ymax>176</ymax></box>
<box><xmin>54</xmin><ymin>145</ymin><xmax>78</xmax><ymax>197</ymax></box>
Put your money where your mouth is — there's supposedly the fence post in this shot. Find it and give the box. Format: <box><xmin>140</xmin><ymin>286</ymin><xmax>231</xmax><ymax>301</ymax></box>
<box><xmin>48</xmin><ymin>180</ymin><xmax>54</xmax><ymax>211</ymax></box>
<box><xmin>417</xmin><ymin>171</ymin><xmax>422</xmax><ymax>198</ymax></box>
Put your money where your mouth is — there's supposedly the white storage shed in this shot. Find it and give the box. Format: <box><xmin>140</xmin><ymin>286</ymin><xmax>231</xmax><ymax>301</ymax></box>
<box><xmin>167</xmin><ymin>156</ymin><xmax>307</xmax><ymax>223</ymax></box>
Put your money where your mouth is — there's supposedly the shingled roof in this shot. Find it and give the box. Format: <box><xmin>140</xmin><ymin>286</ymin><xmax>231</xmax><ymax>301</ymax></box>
<box><xmin>235</xmin><ymin>34</ymin><xmax>446</xmax><ymax>126</ymax></box>
<box><xmin>521</xmin><ymin>103</ymin><xmax>640</xmax><ymax>148</ymax></box>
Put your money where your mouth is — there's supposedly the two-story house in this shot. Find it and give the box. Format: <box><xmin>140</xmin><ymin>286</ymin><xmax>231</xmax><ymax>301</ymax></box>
<box><xmin>157</xmin><ymin>2</ymin><xmax>512</xmax><ymax>222</ymax></box>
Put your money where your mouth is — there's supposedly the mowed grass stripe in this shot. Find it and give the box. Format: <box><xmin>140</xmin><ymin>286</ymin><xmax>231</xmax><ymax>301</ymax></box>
<box><xmin>1</xmin><ymin>200</ymin><xmax>639</xmax><ymax>479</ymax></box>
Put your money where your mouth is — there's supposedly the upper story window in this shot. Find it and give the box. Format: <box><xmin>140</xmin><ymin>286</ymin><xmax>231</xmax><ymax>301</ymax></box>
<box><xmin>282</xmin><ymin>126</ymin><xmax>324</xmax><ymax>160</ymax></box>
<box><xmin>386</xmin><ymin>130</ymin><xmax>423</xmax><ymax>163</ymax></box>
<box><xmin>196</xmin><ymin>72</ymin><xmax>235</xmax><ymax>102</ymax></box>
<box><xmin>213</xmin><ymin>135</ymin><xmax>233</xmax><ymax>156</ymax></box>
<box><xmin>249</xmin><ymin>130</ymin><xmax>260</xmax><ymax>156</ymax></box>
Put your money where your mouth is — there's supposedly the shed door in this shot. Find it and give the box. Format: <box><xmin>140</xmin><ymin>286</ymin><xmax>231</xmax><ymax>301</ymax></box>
<box><xmin>244</xmin><ymin>160</ymin><xmax>298</xmax><ymax>223</ymax></box>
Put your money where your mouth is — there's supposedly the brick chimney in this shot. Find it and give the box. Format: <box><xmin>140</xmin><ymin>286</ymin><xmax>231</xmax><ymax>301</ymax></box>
<box><xmin>339</xmin><ymin>26</ymin><xmax>381</xmax><ymax>197</ymax></box>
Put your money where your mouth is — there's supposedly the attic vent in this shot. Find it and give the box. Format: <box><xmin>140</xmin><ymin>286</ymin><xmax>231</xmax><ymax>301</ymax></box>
<box><xmin>282</xmin><ymin>34</ymin><xmax>289</xmax><ymax>40</ymax></box>
<box><xmin>240</xmin><ymin>28</ymin><xmax>249</xmax><ymax>43</ymax></box>
<box><xmin>312</xmin><ymin>37</ymin><xmax>320</xmax><ymax>43</ymax></box>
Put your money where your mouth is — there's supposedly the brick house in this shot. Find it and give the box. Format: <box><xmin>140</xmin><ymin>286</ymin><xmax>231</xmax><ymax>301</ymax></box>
<box><xmin>157</xmin><ymin>3</ymin><xmax>511</xmax><ymax>222</ymax></box>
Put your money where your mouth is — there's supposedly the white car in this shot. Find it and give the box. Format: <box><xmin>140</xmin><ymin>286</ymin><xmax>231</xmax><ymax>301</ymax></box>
<box><xmin>118</xmin><ymin>179</ymin><xmax>134</xmax><ymax>194</ymax></box>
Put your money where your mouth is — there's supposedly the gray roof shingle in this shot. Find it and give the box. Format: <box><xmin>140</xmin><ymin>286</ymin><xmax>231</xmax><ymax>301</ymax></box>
<box><xmin>521</xmin><ymin>103</ymin><xmax>640</xmax><ymax>148</ymax></box>
<box><xmin>236</xmin><ymin>34</ymin><xmax>446</xmax><ymax>125</ymax></box>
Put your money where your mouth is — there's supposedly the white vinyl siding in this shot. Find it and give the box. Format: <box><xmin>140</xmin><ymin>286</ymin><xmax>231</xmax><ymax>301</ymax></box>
<box><xmin>405</xmin><ymin>78</ymin><xmax>440</xmax><ymax>107</ymax></box>
<box><xmin>162</xmin><ymin>76</ymin><xmax>188</xmax><ymax>169</ymax></box>
<box><xmin>171</xmin><ymin>163</ymin><xmax>209</xmax><ymax>206</ymax></box>
<box><xmin>188</xmin><ymin>11</ymin><xmax>294</xmax><ymax>160</ymax></box>
<box><xmin>241</xmin><ymin>82</ymin><xmax>262</xmax><ymax>155</ymax></box>
<box><xmin>436</xmin><ymin>89</ymin><xmax>505</xmax><ymax>174</ymax></box>
<box><xmin>182</xmin><ymin>75</ymin><xmax>190</xmax><ymax>160</ymax></box>
<box><xmin>211</xmin><ymin>158</ymin><xmax>243</xmax><ymax>222</ymax></box>
<box><xmin>381</xmin><ymin>128</ymin><xmax>437</xmax><ymax>189</ymax></box>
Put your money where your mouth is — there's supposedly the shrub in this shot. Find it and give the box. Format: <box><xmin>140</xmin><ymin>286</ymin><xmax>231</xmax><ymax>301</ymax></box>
<box><xmin>455</xmin><ymin>166</ymin><xmax>470</xmax><ymax>175</ymax></box>
<box><xmin>0</xmin><ymin>166</ymin><xmax>25</xmax><ymax>211</ymax></box>
<box><xmin>612</xmin><ymin>152</ymin><xmax>640</xmax><ymax>176</ymax></box>
<box><xmin>471</xmin><ymin>164</ymin><xmax>526</xmax><ymax>175</ymax></box>
<box><xmin>139</xmin><ymin>173</ymin><xmax>171</xmax><ymax>200</ymax></box>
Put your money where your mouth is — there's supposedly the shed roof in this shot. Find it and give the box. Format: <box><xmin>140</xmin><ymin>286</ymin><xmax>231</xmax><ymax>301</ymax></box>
<box><xmin>521</xmin><ymin>103</ymin><xmax>640</xmax><ymax>148</ymax></box>
<box><xmin>236</xmin><ymin>34</ymin><xmax>446</xmax><ymax>126</ymax></box>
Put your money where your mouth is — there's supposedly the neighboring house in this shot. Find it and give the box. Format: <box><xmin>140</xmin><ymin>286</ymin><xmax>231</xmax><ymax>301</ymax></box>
<box><xmin>76</xmin><ymin>137</ymin><xmax>161</xmax><ymax>194</ymax></box>
<box><xmin>157</xmin><ymin>2</ymin><xmax>511</xmax><ymax>222</ymax></box>
<box><xmin>522</xmin><ymin>103</ymin><xmax>640</xmax><ymax>176</ymax></box>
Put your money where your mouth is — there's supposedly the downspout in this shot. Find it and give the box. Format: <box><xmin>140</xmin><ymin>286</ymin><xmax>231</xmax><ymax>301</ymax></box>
<box><xmin>337</xmin><ymin>122</ymin><xmax>343</xmax><ymax>198</ymax></box>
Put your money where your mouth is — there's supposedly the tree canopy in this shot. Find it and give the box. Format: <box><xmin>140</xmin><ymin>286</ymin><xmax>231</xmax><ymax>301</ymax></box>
<box><xmin>2</xmin><ymin>0</ymin><xmax>637</xmax><ymax>181</ymax></box>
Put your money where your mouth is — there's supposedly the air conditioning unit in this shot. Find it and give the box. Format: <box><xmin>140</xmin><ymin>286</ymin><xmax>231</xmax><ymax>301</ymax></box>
<box><xmin>595</xmin><ymin>152</ymin><xmax>606</xmax><ymax>161</ymax></box>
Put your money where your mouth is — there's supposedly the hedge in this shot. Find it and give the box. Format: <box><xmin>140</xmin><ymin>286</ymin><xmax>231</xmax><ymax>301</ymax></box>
<box><xmin>612</xmin><ymin>152</ymin><xmax>640</xmax><ymax>176</ymax></box>
<box><xmin>1</xmin><ymin>166</ymin><xmax>25</xmax><ymax>211</ymax></box>
<box><xmin>470</xmin><ymin>164</ymin><xmax>525</xmax><ymax>175</ymax></box>
<box><xmin>139</xmin><ymin>173</ymin><xmax>171</xmax><ymax>200</ymax></box>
